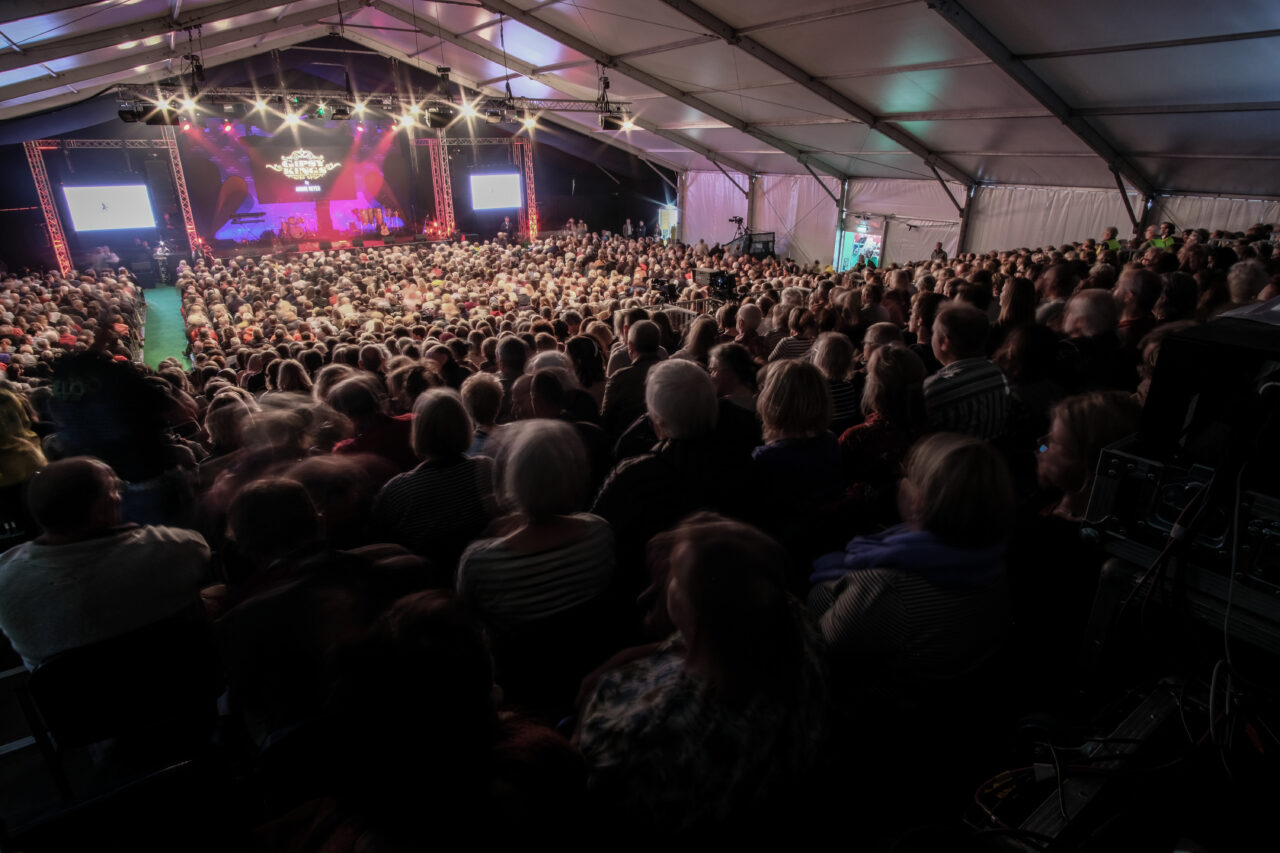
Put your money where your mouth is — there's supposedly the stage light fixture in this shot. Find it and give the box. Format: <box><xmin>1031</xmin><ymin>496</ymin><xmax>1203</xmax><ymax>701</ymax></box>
<box><xmin>355</xmin><ymin>102</ymin><xmax>366</xmax><ymax>114</ymax></box>
<box><xmin>180</xmin><ymin>97</ymin><xmax>196</xmax><ymax>112</ymax></box>
<box><xmin>409</xmin><ymin>104</ymin><xmax>421</xmax><ymax>115</ymax></box>
<box><xmin>522</xmin><ymin>116</ymin><xmax>537</xmax><ymax>130</ymax></box>
<box><xmin>484</xmin><ymin>109</ymin><xmax>504</xmax><ymax>124</ymax></box>
<box><xmin>598</xmin><ymin>112</ymin><xmax>627</xmax><ymax>131</ymax></box>
<box><xmin>223</xmin><ymin>122</ymin><xmax>233</xmax><ymax>133</ymax></box>
<box><xmin>118</xmin><ymin>106</ymin><xmax>144</xmax><ymax>123</ymax></box>
<box><xmin>331</xmin><ymin>105</ymin><xmax>351</xmax><ymax>120</ymax></box>
<box><xmin>356</xmin><ymin>124</ymin><xmax>365</xmax><ymax>133</ymax></box>
<box><xmin>182</xmin><ymin>121</ymin><xmax>192</xmax><ymax>131</ymax></box>
<box><xmin>399</xmin><ymin>113</ymin><xmax>415</xmax><ymax>128</ymax></box>
<box><xmin>425</xmin><ymin>104</ymin><xmax>457</xmax><ymax>129</ymax></box>
<box><xmin>459</xmin><ymin>103</ymin><xmax>478</xmax><ymax>119</ymax></box>
<box><xmin>285</xmin><ymin>112</ymin><xmax>300</xmax><ymax>126</ymax></box>
<box><xmin>620</xmin><ymin>118</ymin><xmax>635</xmax><ymax>131</ymax></box>
<box><xmin>254</xmin><ymin>98</ymin><xmax>267</xmax><ymax>110</ymax></box>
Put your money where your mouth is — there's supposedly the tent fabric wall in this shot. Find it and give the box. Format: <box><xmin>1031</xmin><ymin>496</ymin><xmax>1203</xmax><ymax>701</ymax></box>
<box><xmin>884</xmin><ymin>219</ymin><xmax>961</xmax><ymax>265</ymax></box>
<box><xmin>845</xmin><ymin>178</ymin><xmax>966</xmax><ymax>223</ymax></box>
<box><xmin>752</xmin><ymin>174</ymin><xmax>841</xmax><ymax>267</ymax></box>
<box><xmin>1149</xmin><ymin>195</ymin><xmax>1280</xmax><ymax>235</ymax></box>
<box><xmin>964</xmin><ymin>185</ymin><xmax>1142</xmax><ymax>253</ymax></box>
<box><xmin>681</xmin><ymin>170</ymin><xmax>748</xmax><ymax>247</ymax></box>
<box><xmin>844</xmin><ymin>178</ymin><xmax>962</xmax><ymax>265</ymax></box>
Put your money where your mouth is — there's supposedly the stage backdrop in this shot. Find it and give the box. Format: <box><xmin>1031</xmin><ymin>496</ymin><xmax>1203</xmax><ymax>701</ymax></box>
<box><xmin>176</xmin><ymin>119</ymin><xmax>417</xmax><ymax>244</ymax></box>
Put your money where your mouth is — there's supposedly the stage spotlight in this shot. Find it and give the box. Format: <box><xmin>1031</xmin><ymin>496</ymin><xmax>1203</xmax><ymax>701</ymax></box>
<box><xmin>254</xmin><ymin>98</ymin><xmax>268</xmax><ymax>110</ymax></box>
<box><xmin>459</xmin><ymin>102</ymin><xmax>478</xmax><ymax>119</ymax></box>
<box><xmin>399</xmin><ymin>113</ymin><xmax>415</xmax><ymax>128</ymax></box>
<box><xmin>180</xmin><ymin>97</ymin><xmax>196</xmax><ymax>112</ymax></box>
<box><xmin>182</xmin><ymin>121</ymin><xmax>192</xmax><ymax>131</ymax></box>
<box><xmin>425</xmin><ymin>104</ymin><xmax>456</xmax><ymax>128</ymax></box>
<box><xmin>356</xmin><ymin>124</ymin><xmax>365</xmax><ymax>133</ymax></box>
<box><xmin>620</xmin><ymin>118</ymin><xmax>635</xmax><ymax>131</ymax></box>
<box><xmin>285</xmin><ymin>112</ymin><xmax>300</xmax><ymax>126</ymax></box>
<box><xmin>598</xmin><ymin>112</ymin><xmax>627</xmax><ymax>131</ymax></box>
<box><xmin>522</xmin><ymin>116</ymin><xmax>537</xmax><ymax>130</ymax></box>
<box><xmin>222</xmin><ymin>122</ymin><xmax>233</xmax><ymax>133</ymax></box>
<box><xmin>354</xmin><ymin>102</ymin><xmax>366</xmax><ymax>114</ymax></box>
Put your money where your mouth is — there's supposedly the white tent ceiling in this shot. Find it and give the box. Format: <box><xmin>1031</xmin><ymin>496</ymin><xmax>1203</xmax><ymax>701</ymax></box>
<box><xmin>2</xmin><ymin>0</ymin><xmax>1278</xmax><ymax>197</ymax></box>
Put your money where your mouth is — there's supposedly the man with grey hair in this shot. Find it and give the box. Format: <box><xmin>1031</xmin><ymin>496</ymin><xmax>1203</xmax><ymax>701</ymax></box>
<box><xmin>734</xmin><ymin>302</ymin><xmax>768</xmax><ymax>361</ymax></box>
<box><xmin>1113</xmin><ymin>267</ymin><xmax>1160</xmax><ymax>348</ymax></box>
<box><xmin>1060</xmin><ymin>289</ymin><xmax>1137</xmax><ymax>392</ymax></box>
<box><xmin>1227</xmin><ymin>259</ymin><xmax>1269</xmax><ymax>306</ymax></box>
<box><xmin>601</xmin><ymin>319</ymin><xmax>665</xmax><ymax>435</ymax></box>
<box><xmin>593</xmin><ymin>360</ymin><xmax>750</xmax><ymax>599</ymax></box>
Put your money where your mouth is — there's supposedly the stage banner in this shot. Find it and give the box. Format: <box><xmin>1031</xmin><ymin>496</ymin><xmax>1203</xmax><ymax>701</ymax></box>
<box><xmin>244</xmin><ymin>138</ymin><xmax>357</xmax><ymax>203</ymax></box>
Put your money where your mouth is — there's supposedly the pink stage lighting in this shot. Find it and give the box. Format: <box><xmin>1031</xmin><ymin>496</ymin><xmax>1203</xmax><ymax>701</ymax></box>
<box><xmin>356</xmin><ymin>124</ymin><xmax>365</xmax><ymax>133</ymax></box>
<box><xmin>223</xmin><ymin>122</ymin><xmax>233</xmax><ymax>133</ymax></box>
<box><xmin>182</xmin><ymin>122</ymin><xmax>191</xmax><ymax>131</ymax></box>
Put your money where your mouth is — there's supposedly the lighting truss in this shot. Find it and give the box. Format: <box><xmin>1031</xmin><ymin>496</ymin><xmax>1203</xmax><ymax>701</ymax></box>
<box><xmin>114</xmin><ymin>87</ymin><xmax>631</xmax><ymax>118</ymax></box>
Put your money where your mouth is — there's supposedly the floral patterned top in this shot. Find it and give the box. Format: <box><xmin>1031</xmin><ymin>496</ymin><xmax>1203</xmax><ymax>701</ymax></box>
<box><xmin>576</xmin><ymin>622</ymin><xmax>828</xmax><ymax>833</ymax></box>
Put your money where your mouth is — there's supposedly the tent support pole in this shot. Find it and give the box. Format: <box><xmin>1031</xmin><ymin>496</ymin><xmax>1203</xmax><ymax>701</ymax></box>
<box><xmin>835</xmin><ymin>178</ymin><xmax>849</xmax><ymax>271</ymax></box>
<box><xmin>1114</xmin><ymin>169</ymin><xmax>1140</xmax><ymax>232</ymax></box>
<box><xmin>957</xmin><ymin>199</ymin><xmax>972</xmax><ymax>255</ymax></box>
<box><xmin>713</xmin><ymin>161</ymin><xmax>749</xmax><ymax>198</ymax></box>
<box><xmin>930</xmin><ymin>165</ymin><xmax>965</xmax><ymax>216</ymax></box>
<box><xmin>804</xmin><ymin>163</ymin><xmax>841</xmax><ymax>206</ymax></box>
<box><xmin>642</xmin><ymin>158</ymin><xmax>678</xmax><ymax>192</ymax></box>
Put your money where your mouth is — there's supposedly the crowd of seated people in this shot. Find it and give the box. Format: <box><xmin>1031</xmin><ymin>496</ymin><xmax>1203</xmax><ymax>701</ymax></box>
<box><xmin>0</xmin><ymin>219</ymin><xmax>1277</xmax><ymax>848</ymax></box>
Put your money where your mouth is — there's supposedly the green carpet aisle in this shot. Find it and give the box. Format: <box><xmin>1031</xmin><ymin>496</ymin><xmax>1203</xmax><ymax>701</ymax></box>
<box><xmin>141</xmin><ymin>286</ymin><xmax>189</xmax><ymax>370</ymax></box>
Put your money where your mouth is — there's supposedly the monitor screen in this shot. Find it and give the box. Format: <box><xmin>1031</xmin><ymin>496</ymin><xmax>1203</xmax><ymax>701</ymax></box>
<box><xmin>62</xmin><ymin>185</ymin><xmax>157</xmax><ymax>231</ymax></box>
<box><xmin>470</xmin><ymin>173</ymin><xmax>522</xmax><ymax>211</ymax></box>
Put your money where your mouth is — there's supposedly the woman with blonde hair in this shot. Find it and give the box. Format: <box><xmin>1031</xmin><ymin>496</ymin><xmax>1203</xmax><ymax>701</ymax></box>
<box><xmin>811</xmin><ymin>332</ymin><xmax>860</xmax><ymax>433</ymax></box>
<box><xmin>811</xmin><ymin>432</ymin><xmax>1015</xmax><ymax>691</ymax></box>
<box><xmin>752</xmin><ymin>360</ymin><xmax>843</xmax><ymax>538</ymax></box>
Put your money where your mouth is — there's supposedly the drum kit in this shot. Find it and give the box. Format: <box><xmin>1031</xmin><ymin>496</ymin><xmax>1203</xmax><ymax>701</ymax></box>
<box><xmin>280</xmin><ymin>215</ymin><xmax>314</xmax><ymax>239</ymax></box>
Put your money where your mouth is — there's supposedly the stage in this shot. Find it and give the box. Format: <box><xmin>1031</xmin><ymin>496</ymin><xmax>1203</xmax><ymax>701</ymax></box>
<box><xmin>207</xmin><ymin>234</ymin><xmax>456</xmax><ymax>261</ymax></box>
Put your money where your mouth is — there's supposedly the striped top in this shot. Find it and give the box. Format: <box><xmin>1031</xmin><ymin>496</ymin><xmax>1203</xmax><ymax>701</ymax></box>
<box><xmin>828</xmin><ymin>378</ymin><xmax>862</xmax><ymax>428</ymax></box>
<box><xmin>808</xmin><ymin>567</ymin><xmax>1008</xmax><ymax>685</ymax></box>
<box><xmin>370</xmin><ymin>456</ymin><xmax>495</xmax><ymax>565</ymax></box>
<box><xmin>768</xmin><ymin>336</ymin><xmax>816</xmax><ymax>362</ymax></box>
<box><xmin>922</xmin><ymin>357</ymin><xmax>1010</xmax><ymax>440</ymax></box>
<box><xmin>457</xmin><ymin>513</ymin><xmax>615</xmax><ymax>626</ymax></box>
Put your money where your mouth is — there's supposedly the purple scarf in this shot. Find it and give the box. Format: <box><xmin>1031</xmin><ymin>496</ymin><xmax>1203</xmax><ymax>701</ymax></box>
<box><xmin>811</xmin><ymin>524</ymin><xmax>1005</xmax><ymax>591</ymax></box>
